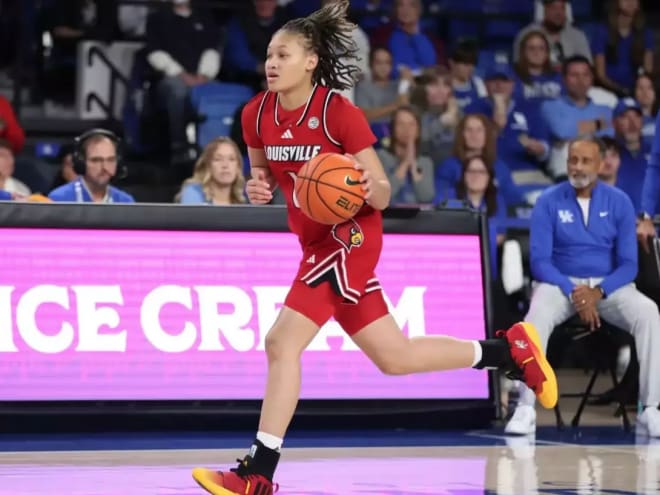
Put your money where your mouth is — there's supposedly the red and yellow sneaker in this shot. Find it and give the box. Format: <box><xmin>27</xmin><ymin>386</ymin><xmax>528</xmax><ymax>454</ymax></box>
<box><xmin>497</xmin><ymin>321</ymin><xmax>558</xmax><ymax>409</ymax></box>
<box><xmin>192</xmin><ymin>466</ymin><xmax>276</xmax><ymax>495</ymax></box>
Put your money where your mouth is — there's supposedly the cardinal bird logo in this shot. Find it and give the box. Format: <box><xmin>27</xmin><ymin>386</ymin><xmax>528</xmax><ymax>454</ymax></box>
<box><xmin>331</xmin><ymin>219</ymin><xmax>364</xmax><ymax>252</ymax></box>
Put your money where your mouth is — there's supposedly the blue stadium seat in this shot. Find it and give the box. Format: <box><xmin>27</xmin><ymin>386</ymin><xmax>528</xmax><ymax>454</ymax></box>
<box><xmin>570</xmin><ymin>0</ymin><xmax>593</xmax><ymax>20</ymax></box>
<box><xmin>189</xmin><ymin>82</ymin><xmax>255</xmax><ymax>149</ymax></box>
<box><xmin>444</xmin><ymin>0</ymin><xmax>483</xmax><ymax>12</ymax></box>
<box><xmin>482</xmin><ymin>0</ymin><xmax>534</xmax><ymax>45</ymax></box>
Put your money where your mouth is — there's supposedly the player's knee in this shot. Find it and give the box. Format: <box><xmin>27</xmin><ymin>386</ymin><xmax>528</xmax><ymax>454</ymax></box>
<box><xmin>264</xmin><ymin>333</ymin><xmax>283</xmax><ymax>362</ymax></box>
<box><xmin>373</xmin><ymin>354</ymin><xmax>410</xmax><ymax>376</ymax></box>
<box><xmin>264</xmin><ymin>333</ymin><xmax>300</xmax><ymax>363</ymax></box>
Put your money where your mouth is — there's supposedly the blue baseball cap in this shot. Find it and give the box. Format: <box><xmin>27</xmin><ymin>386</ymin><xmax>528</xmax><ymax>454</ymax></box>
<box><xmin>613</xmin><ymin>97</ymin><xmax>642</xmax><ymax>118</ymax></box>
<box><xmin>484</xmin><ymin>63</ymin><xmax>515</xmax><ymax>81</ymax></box>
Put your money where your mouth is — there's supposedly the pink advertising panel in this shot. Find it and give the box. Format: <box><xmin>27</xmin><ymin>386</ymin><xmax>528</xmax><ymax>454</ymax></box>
<box><xmin>0</xmin><ymin>228</ymin><xmax>488</xmax><ymax>400</ymax></box>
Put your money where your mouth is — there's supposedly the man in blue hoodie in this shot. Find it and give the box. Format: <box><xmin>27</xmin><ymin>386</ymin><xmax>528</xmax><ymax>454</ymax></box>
<box><xmin>505</xmin><ymin>135</ymin><xmax>660</xmax><ymax>437</ymax></box>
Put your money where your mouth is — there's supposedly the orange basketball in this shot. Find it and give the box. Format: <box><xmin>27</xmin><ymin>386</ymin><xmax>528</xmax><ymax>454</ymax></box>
<box><xmin>295</xmin><ymin>153</ymin><xmax>365</xmax><ymax>225</ymax></box>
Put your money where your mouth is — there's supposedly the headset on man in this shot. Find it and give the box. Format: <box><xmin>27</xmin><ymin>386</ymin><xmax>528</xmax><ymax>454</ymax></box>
<box><xmin>72</xmin><ymin>128</ymin><xmax>127</xmax><ymax>179</ymax></box>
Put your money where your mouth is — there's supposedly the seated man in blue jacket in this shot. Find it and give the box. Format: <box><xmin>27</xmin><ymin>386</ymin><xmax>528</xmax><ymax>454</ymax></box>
<box><xmin>505</xmin><ymin>135</ymin><xmax>660</xmax><ymax>437</ymax></box>
<box><xmin>49</xmin><ymin>129</ymin><xmax>135</xmax><ymax>203</ymax></box>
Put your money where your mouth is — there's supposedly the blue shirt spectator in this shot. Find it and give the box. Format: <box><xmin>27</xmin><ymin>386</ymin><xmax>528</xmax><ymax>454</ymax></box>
<box><xmin>616</xmin><ymin>143</ymin><xmax>650</xmax><ymax>213</ymax></box>
<box><xmin>541</xmin><ymin>57</ymin><xmax>614</xmax><ymax>179</ymax></box>
<box><xmin>591</xmin><ymin>23</ymin><xmax>654</xmax><ymax>94</ymax></box>
<box><xmin>607</xmin><ymin>98</ymin><xmax>650</xmax><ymax>213</ymax></box>
<box><xmin>642</xmin><ymin>114</ymin><xmax>656</xmax><ymax>148</ymax></box>
<box><xmin>222</xmin><ymin>1</ymin><xmax>289</xmax><ymax>91</ymax></box>
<box><xmin>435</xmin><ymin>156</ymin><xmax>524</xmax><ymax>208</ymax></box>
<box><xmin>434</xmin><ymin>113</ymin><xmax>525</xmax><ymax>207</ymax></box>
<box><xmin>49</xmin><ymin>178</ymin><xmax>135</xmax><ymax>203</ymax></box>
<box><xmin>388</xmin><ymin>25</ymin><xmax>437</xmax><ymax>76</ymax></box>
<box><xmin>0</xmin><ymin>190</ymin><xmax>12</xmax><ymax>200</ymax></box>
<box><xmin>514</xmin><ymin>28</ymin><xmax>563</xmax><ymax>103</ymax></box>
<box><xmin>179</xmin><ymin>183</ymin><xmax>212</xmax><ymax>204</ymax></box>
<box><xmin>448</xmin><ymin>40</ymin><xmax>486</xmax><ymax>111</ymax></box>
<box><xmin>641</xmin><ymin>110</ymin><xmax>660</xmax><ymax>217</ymax></box>
<box><xmin>634</xmin><ymin>73</ymin><xmax>657</xmax><ymax>147</ymax></box>
<box><xmin>531</xmin><ymin>180</ymin><xmax>637</xmax><ymax>298</ymax></box>
<box><xmin>438</xmin><ymin>156</ymin><xmax>508</xmax><ymax>279</ymax></box>
<box><xmin>514</xmin><ymin>73</ymin><xmax>563</xmax><ymax>102</ymax></box>
<box><xmin>466</xmin><ymin>63</ymin><xmax>552</xmax><ymax>200</ymax></box>
<box><xmin>542</xmin><ymin>96</ymin><xmax>614</xmax><ymax>143</ymax></box>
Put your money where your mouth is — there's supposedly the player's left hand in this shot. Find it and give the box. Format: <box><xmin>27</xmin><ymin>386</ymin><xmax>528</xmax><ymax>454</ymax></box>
<box><xmin>346</xmin><ymin>154</ymin><xmax>372</xmax><ymax>200</ymax></box>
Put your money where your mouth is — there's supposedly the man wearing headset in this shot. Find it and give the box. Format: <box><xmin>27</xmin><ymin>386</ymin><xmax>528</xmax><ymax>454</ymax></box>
<box><xmin>48</xmin><ymin>129</ymin><xmax>135</xmax><ymax>203</ymax></box>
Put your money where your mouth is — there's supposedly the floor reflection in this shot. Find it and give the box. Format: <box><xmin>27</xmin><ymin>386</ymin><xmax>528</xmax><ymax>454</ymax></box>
<box><xmin>0</xmin><ymin>436</ymin><xmax>657</xmax><ymax>494</ymax></box>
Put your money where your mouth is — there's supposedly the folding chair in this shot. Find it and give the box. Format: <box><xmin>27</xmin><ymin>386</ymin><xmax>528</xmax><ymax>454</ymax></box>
<box><xmin>552</xmin><ymin>317</ymin><xmax>633</xmax><ymax>432</ymax></box>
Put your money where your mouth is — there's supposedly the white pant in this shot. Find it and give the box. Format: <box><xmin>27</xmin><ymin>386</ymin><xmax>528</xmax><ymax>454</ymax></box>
<box><xmin>518</xmin><ymin>280</ymin><xmax>660</xmax><ymax>407</ymax></box>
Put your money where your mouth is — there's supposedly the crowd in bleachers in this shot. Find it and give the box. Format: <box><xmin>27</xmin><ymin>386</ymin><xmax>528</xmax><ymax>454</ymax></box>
<box><xmin>0</xmin><ymin>0</ymin><xmax>655</xmax><ymax>209</ymax></box>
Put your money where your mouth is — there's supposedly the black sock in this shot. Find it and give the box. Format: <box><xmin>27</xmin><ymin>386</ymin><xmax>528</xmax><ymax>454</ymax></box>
<box><xmin>473</xmin><ymin>339</ymin><xmax>513</xmax><ymax>370</ymax></box>
<box><xmin>242</xmin><ymin>439</ymin><xmax>280</xmax><ymax>481</ymax></box>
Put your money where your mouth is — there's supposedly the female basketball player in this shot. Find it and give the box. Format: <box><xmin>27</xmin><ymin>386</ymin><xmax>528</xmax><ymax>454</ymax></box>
<box><xmin>192</xmin><ymin>3</ymin><xmax>557</xmax><ymax>494</ymax></box>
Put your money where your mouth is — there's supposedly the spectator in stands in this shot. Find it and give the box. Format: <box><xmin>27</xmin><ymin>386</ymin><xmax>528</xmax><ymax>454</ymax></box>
<box><xmin>441</xmin><ymin>156</ymin><xmax>507</xmax><ymax>282</ymax></box>
<box><xmin>597</xmin><ymin>136</ymin><xmax>621</xmax><ymax>186</ymax></box>
<box><xmin>505</xmin><ymin>135</ymin><xmax>660</xmax><ymax>437</ymax></box>
<box><xmin>118</xmin><ymin>0</ymin><xmax>168</xmax><ymax>38</ymax></box>
<box><xmin>541</xmin><ymin>56</ymin><xmax>613</xmax><ymax>179</ymax></box>
<box><xmin>46</xmin><ymin>0</ymin><xmax>119</xmax><ymax>104</ymax></box>
<box><xmin>222</xmin><ymin>0</ymin><xmax>289</xmax><ymax>93</ymax></box>
<box><xmin>176</xmin><ymin>137</ymin><xmax>247</xmax><ymax>205</ymax></box>
<box><xmin>465</xmin><ymin>64</ymin><xmax>552</xmax><ymax>202</ymax></box>
<box><xmin>635</xmin><ymin>72</ymin><xmax>657</xmax><ymax>146</ymax></box>
<box><xmin>609</xmin><ymin>98</ymin><xmax>649</xmax><ymax>212</ymax></box>
<box><xmin>0</xmin><ymin>94</ymin><xmax>25</xmax><ymax>154</ymax></box>
<box><xmin>447</xmin><ymin>40</ymin><xmax>486</xmax><ymax>111</ymax></box>
<box><xmin>514</xmin><ymin>0</ymin><xmax>592</xmax><ymax>70</ymax></box>
<box><xmin>0</xmin><ymin>140</ymin><xmax>30</xmax><ymax>197</ymax></box>
<box><xmin>146</xmin><ymin>0</ymin><xmax>221</xmax><ymax>163</ymax></box>
<box><xmin>434</xmin><ymin>114</ymin><xmax>525</xmax><ymax>207</ymax></box>
<box><xmin>445</xmin><ymin>155</ymin><xmax>507</xmax><ymax>244</ymax></box>
<box><xmin>637</xmin><ymin>110</ymin><xmax>660</xmax><ymax>246</ymax></box>
<box><xmin>514</xmin><ymin>29</ymin><xmax>563</xmax><ymax>102</ymax></box>
<box><xmin>0</xmin><ymin>93</ymin><xmax>56</xmax><ymax>194</ymax></box>
<box><xmin>355</xmin><ymin>47</ymin><xmax>409</xmax><ymax>127</ymax></box>
<box><xmin>49</xmin><ymin>130</ymin><xmax>134</xmax><ymax>203</ymax></box>
<box><xmin>411</xmin><ymin>67</ymin><xmax>460</xmax><ymax>166</ymax></box>
<box><xmin>377</xmin><ymin>106</ymin><xmax>435</xmax><ymax>205</ymax></box>
<box><xmin>592</xmin><ymin>0</ymin><xmax>653</xmax><ymax>98</ymax></box>
<box><xmin>371</xmin><ymin>0</ymin><xmax>441</xmax><ymax>77</ymax></box>
<box><xmin>49</xmin><ymin>144</ymin><xmax>78</xmax><ymax>192</ymax></box>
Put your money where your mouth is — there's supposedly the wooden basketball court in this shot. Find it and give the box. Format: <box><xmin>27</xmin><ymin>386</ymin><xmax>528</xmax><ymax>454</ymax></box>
<box><xmin>0</xmin><ymin>429</ymin><xmax>657</xmax><ymax>494</ymax></box>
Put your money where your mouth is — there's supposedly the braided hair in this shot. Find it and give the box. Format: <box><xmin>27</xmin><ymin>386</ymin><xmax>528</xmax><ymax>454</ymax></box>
<box><xmin>280</xmin><ymin>0</ymin><xmax>361</xmax><ymax>91</ymax></box>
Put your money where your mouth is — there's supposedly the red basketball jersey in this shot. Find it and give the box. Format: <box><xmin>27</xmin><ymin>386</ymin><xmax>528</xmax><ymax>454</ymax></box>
<box><xmin>241</xmin><ymin>84</ymin><xmax>379</xmax><ymax>247</ymax></box>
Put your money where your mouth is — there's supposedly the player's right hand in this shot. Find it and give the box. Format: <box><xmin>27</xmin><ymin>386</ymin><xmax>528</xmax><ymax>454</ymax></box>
<box><xmin>246</xmin><ymin>170</ymin><xmax>273</xmax><ymax>204</ymax></box>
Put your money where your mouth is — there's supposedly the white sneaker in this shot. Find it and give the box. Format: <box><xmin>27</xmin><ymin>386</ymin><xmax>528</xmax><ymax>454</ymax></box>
<box><xmin>505</xmin><ymin>405</ymin><xmax>537</xmax><ymax>435</ymax></box>
<box><xmin>637</xmin><ymin>407</ymin><xmax>660</xmax><ymax>438</ymax></box>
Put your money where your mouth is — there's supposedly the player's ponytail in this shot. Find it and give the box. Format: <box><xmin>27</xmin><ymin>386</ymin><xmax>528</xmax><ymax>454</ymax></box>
<box><xmin>282</xmin><ymin>0</ymin><xmax>361</xmax><ymax>91</ymax></box>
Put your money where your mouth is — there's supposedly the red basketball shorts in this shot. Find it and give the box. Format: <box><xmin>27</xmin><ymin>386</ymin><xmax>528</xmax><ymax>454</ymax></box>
<box><xmin>284</xmin><ymin>217</ymin><xmax>389</xmax><ymax>335</ymax></box>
